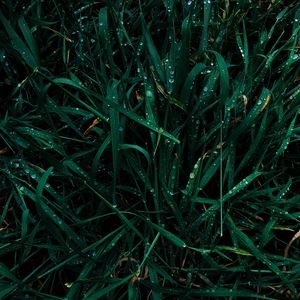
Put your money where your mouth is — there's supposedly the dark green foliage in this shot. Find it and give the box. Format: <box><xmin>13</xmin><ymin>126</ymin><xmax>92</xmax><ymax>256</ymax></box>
<box><xmin>0</xmin><ymin>0</ymin><xmax>300</xmax><ymax>299</ymax></box>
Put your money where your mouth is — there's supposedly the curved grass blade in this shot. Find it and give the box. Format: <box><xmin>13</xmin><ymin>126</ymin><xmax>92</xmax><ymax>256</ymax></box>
<box><xmin>260</xmin><ymin>218</ymin><xmax>277</xmax><ymax>248</ymax></box>
<box><xmin>92</xmin><ymin>133</ymin><xmax>112</xmax><ymax>176</ymax></box>
<box><xmin>0</xmin><ymin>11</ymin><xmax>38</xmax><ymax>68</ymax></box>
<box><xmin>119</xmin><ymin>144</ymin><xmax>151</xmax><ymax>165</ymax></box>
<box><xmin>274</xmin><ymin>177</ymin><xmax>292</xmax><ymax>202</ymax></box>
<box><xmin>275</xmin><ymin>113</ymin><xmax>297</xmax><ymax>159</ymax></box>
<box><xmin>140</xmin><ymin>14</ymin><xmax>165</xmax><ymax>83</ymax></box>
<box><xmin>231</xmin><ymin>88</ymin><xmax>270</xmax><ymax>141</ymax></box>
<box><xmin>180</xmin><ymin>63</ymin><xmax>206</xmax><ymax>105</ymax></box>
<box><xmin>18</xmin><ymin>15</ymin><xmax>39</xmax><ymax>64</ymax></box>
<box><xmin>223</xmin><ymin>171</ymin><xmax>262</xmax><ymax>201</ymax></box>
<box><xmin>174</xmin><ymin>16</ymin><xmax>191</xmax><ymax>92</ymax></box>
<box><xmin>209</xmin><ymin>50</ymin><xmax>229</xmax><ymax>103</ymax></box>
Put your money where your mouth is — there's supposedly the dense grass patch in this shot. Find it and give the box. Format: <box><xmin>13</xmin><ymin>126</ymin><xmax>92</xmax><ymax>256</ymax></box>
<box><xmin>1</xmin><ymin>0</ymin><xmax>300</xmax><ymax>299</ymax></box>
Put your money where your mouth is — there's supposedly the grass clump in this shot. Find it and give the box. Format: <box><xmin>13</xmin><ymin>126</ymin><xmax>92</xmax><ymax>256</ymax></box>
<box><xmin>1</xmin><ymin>0</ymin><xmax>300</xmax><ymax>299</ymax></box>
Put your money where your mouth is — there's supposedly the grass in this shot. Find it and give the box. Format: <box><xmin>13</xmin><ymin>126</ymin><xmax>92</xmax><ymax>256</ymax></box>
<box><xmin>0</xmin><ymin>0</ymin><xmax>300</xmax><ymax>299</ymax></box>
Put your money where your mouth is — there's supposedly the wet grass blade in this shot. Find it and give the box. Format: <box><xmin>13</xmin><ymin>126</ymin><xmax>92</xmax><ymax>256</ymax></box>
<box><xmin>0</xmin><ymin>11</ymin><xmax>38</xmax><ymax>67</ymax></box>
